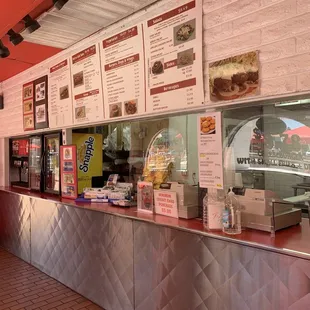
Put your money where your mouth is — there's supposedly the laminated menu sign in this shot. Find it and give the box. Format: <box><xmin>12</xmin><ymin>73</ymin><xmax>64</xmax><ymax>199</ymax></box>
<box><xmin>198</xmin><ymin>112</ymin><xmax>224</xmax><ymax>189</ymax></box>
<box><xmin>71</xmin><ymin>44</ymin><xmax>104</xmax><ymax>124</ymax></box>
<box><xmin>49</xmin><ymin>59</ymin><xmax>73</xmax><ymax>128</ymax></box>
<box><xmin>144</xmin><ymin>0</ymin><xmax>203</xmax><ymax>112</ymax></box>
<box><xmin>60</xmin><ymin>145</ymin><xmax>78</xmax><ymax>199</ymax></box>
<box><xmin>101</xmin><ymin>25</ymin><xmax>145</xmax><ymax>119</ymax></box>
<box><xmin>154</xmin><ymin>190</ymin><xmax>178</xmax><ymax>218</ymax></box>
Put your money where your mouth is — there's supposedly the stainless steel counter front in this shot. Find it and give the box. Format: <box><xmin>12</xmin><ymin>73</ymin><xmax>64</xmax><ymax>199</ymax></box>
<box><xmin>1</xmin><ymin>188</ymin><xmax>310</xmax><ymax>310</ymax></box>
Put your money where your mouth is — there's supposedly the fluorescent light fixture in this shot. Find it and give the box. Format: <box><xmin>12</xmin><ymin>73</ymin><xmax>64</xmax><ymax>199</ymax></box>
<box><xmin>275</xmin><ymin>99</ymin><xmax>310</xmax><ymax>107</ymax></box>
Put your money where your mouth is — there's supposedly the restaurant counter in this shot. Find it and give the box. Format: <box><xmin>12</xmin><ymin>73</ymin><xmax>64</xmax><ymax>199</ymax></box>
<box><xmin>1</xmin><ymin>187</ymin><xmax>310</xmax><ymax>310</ymax></box>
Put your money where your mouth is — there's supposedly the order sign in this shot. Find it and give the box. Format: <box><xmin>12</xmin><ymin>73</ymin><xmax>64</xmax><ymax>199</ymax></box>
<box><xmin>154</xmin><ymin>190</ymin><xmax>178</xmax><ymax>218</ymax></box>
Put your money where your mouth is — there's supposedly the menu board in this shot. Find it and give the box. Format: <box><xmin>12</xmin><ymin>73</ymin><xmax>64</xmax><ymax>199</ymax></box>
<box><xmin>71</xmin><ymin>44</ymin><xmax>104</xmax><ymax>124</ymax></box>
<box><xmin>22</xmin><ymin>82</ymin><xmax>35</xmax><ymax>131</ymax></box>
<box><xmin>49</xmin><ymin>59</ymin><xmax>73</xmax><ymax>128</ymax></box>
<box><xmin>60</xmin><ymin>145</ymin><xmax>78</xmax><ymax>199</ymax></box>
<box><xmin>34</xmin><ymin>75</ymin><xmax>49</xmax><ymax>129</ymax></box>
<box><xmin>101</xmin><ymin>25</ymin><xmax>145</xmax><ymax>119</ymax></box>
<box><xmin>198</xmin><ymin>112</ymin><xmax>224</xmax><ymax>189</ymax></box>
<box><xmin>144</xmin><ymin>0</ymin><xmax>203</xmax><ymax>113</ymax></box>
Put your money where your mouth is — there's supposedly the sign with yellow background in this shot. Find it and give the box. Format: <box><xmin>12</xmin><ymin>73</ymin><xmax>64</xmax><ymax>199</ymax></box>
<box><xmin>72</xmin><ymin>133</ymin><xmax>103</xmax><ymax>194</ymax></box>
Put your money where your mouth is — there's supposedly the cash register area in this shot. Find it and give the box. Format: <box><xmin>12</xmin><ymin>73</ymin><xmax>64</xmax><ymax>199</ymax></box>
<box><xmin>5</xmin><ymin>102</ymin><xmax>310</xmax><ymax>309</ymax></box>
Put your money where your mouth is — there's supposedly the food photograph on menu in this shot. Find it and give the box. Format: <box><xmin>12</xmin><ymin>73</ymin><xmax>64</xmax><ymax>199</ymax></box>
<box><xmin>73</xmin><ymin>71</ymin><xmax>84</xmax><ymax>88</ymax></box>
<box><xmin>35</xmin><ymin>105</ymin><xmax>46</xmax><ymax>123</ymax></box>
<box><xmin>59</xmin><ymin>85</ymin><xmax>69</xmax><ymax>100</ymax></box>
<box><xmin>124</xmin><ymin>99</ymin><xmax>138</xmax><ymax>115</ymax></box>
<box><xmin>173</xmin><ymin>18</ymin><xmax>196</xmax><ymax>46</ymax></box>
<box><xmin>23</xmin><ymin>84</ymin><xmax>33</xmax><ymax>100</ymax></box>
<box><xmin>24</xmin><ymin>115</ymin><xmax>34</xmax><ymax>130</ymax></box>
<box><xmin>109</xmin><ymin>103</ymin><xmax>122</xmax><ymax>118</ymax></box>
<box><xmin>35</xmin><ymin>82</ymin><xmax>46</xmax><ymax>101</ymax></box>
<box><xmin>209</xmin><ymin>51</ymin><xmax>259</xmax><ymax>102</ymax></box>
<box><xmin>75</xmin><ymin>106</ymin><xmax>86</xmax><ymax>119</ymax></box>
<box><xmin>23</xmin><ymin>99</ymin><xmax>33</xmax><ymax>113</ymax></box>
<box><xmin>200</xmin><ymin>116</ymin><xmax>216</xmax><ymax>135</ymax></box>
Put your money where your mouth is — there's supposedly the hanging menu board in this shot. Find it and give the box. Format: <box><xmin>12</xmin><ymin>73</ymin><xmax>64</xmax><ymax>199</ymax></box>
<box><xmin>49</xmin><ymin>59</ymin><xmax>73</xmax><ymax>128</ymax></box>
<box><xmin>198</xmin><ymin>112</ymin><xmax>224</xmax><ymax>189</ymax></box>
<box><xmin>71</xmin><ymin>44</ymin><xmax>104</xmax><ymax>124</ymax></box>
<box><xmin>100</xmin><ymin>25</ymin><xmax>145</xmax><ymax>119</ymax></box>
<box><xmin>144</xmin><ymin>0</ymin><xmax>203</xmax><ymax>112</ymax></box>
<box><xmin>34</xmin><ymin>75</ymin><xmax>49</xmax><ymax>129</ymax></box>
<box><xmin>22</xmin><ymin>82</ymin><xmax>35</xmax><ymax>131</ymax></box>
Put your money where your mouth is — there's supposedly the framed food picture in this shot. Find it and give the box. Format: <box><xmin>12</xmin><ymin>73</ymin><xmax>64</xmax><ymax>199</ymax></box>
<box><xmin>60</xmin><ymin>145</ymin><xmax>78</xmax><ymax>199</ymax></box>
<box><xmin>209</xmin><ymin>51</ymin><xmax>259</xmax><ymax>102</ymax></box>
<box><xmin>34</xmin><ymin>75</ymin><xmax>49</xmax><ymax>129</ymax></box>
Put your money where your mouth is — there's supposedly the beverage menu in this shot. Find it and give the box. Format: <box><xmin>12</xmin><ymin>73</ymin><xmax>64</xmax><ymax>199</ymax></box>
<box><xmin>101</xmin><ymin>25</ymin><xmax>145</xmax><ymax>119</ymax></box>
<box><xmin>49</xmin><ymin>59</ymin><xmax>73</xmax><ymax>128</ymax></box>
<box><xmin>198</xmin><ymin>112</ymin><xmax>224</xmax><ymax>189</ymax></box>
<box><xmin>144</xmin><ymin>0</ymin><xmax>203</xmax><ymax>112</ymax></box>
<box><xmin>71</xmin><ymin>44</ymin><xmax>104</xmax><ymax>124</ymax></box>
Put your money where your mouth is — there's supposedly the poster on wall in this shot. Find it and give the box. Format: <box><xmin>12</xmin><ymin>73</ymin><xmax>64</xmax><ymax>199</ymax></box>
<box><xmin>60</xmin><ymin>145</ymin><xmax>78</xmax><ymax>199</ymax></box>
<box><xmin>100</xmin><ymin>25</ymin><xmax>145</xmax><ymax>119</ymax></box>
<box><xmin>49</xmin><ymin>59</ymin><xmax>73</xmax><ymax>128</ymax></box>
<box><xmin>209</xmin><ymin>51</ymin><xmax>259</xmax><ymax>102</ymax></box>
<box><xmin>144</xmin><ymin>0</ymin><xmax>204</xmax><ymax>113</ymax></box>
<box><xmin>22</xmin><ymin>82</ymin><xmax>35</xmax><ymax>131</ymax></box>
<box><xmin>34</xmin><ymin>75</ymin><xmax>49</xmax><ymax>129</ymax></box>
<box><xmin>197</xmin><ymin>112</ymin><xmax>224</xmax><ymax>189</ymax></box>
<box><xmin>71</xmin><ymin>44</ymin><xmax>104</xmax><ymax>124</ymax></box>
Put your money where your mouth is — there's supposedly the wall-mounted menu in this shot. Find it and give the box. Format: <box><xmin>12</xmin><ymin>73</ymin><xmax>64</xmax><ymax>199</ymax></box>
<box><xmin>144</xmin><ymin>0</ymin><xmax>203</xmax><ymax>112</ymax></box>
<box><xmin>100</xmin><ymin>25</ymin><xmax>145</xmax><ymax>119</ymax></box>
<box><xmin>49</xmin><ymin>59</ymin><xmax>73</xmax><ymax>128</ymax></box>
<box><xmin>198</xmin><ymin>112</ymin><xmax>223</xmax><ymax>189</ymax></box>
<box><xmin>70</xmin><ymin>44</ymin><xmax>104</xmax><ymax>124</ymax></box>
<box><xmin>34</xmin><ymin>75</ymin><xmax>49</xmax><ymax>129</ymax></box>
<box><xmin>23</xmin><ymin>82</ymin><xmax>35</xmax><ymax>131</ymax></box>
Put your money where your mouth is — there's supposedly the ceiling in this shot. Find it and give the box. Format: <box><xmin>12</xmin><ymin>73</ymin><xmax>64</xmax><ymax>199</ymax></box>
<box><xmin>0</xmin><ymin>0</ymin><xmax>62</xmax><ymax>82</ymax></box>
<box><xmin>0</xmin><ymin>0</ymin><xmax>158</xmax><ymax>83</ymax></box>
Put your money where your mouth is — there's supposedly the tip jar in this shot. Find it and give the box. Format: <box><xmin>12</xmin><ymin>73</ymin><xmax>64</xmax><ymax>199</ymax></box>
<box><xmin>223</xmin><ymin>187</ymin><xmax>241</xmax><ymax>235</ymax></box>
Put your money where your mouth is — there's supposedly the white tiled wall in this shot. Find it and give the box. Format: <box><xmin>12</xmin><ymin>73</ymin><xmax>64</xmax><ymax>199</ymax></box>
<box><xmin>1</xmin><ymin>0</ymin><xmax>310</xmax><ymax>186</ymax></box>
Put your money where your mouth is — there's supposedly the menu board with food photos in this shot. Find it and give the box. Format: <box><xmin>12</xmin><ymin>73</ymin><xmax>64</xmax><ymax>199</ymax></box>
<box><xmin>197</xmin><ymin>112</ymin><xmax>224</xmax><ymax>189</ymax></box>
<box><xmin>144</xmin><ymin>0</ymin><xmax>203</xmax><ymax>113</ymax></box>
<box><xmin>100</xmin><ymin>25</ymin><xmax>145</xmax><ymax>119</ymax></box>
<box><xmin>70</xmin><ymin>44</ymin><xmax>104</xmax><ymax>124</ymax></box>
<box><xmin>49</xmin><ymin>59</ymin><xmax>73</xmax><ymax>128</ymax></box>
<box><xmin>23</xmin><ymin>82</ymin><xmax>35</xmax><ymax>131</ymax></box>
<box><xmin>60</xmin><ymin>145</ymin><xmax>78</xmax><ymax>199</ymax></box>
<box><xmin>34</xmin><ymin>75</ymin><xmax>49</xmax><ymax>129</ymax></box>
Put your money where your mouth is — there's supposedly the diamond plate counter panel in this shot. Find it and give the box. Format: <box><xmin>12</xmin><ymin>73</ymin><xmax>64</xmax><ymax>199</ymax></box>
<box><xmin>31</xmin><ymin>200</ymin><xmax>134</xmax><ymax>310</ymax></box>
<box><xmin>133</xmin><ymin>221</ymin><xmax>310</xmax><ymax>310</ymax></box>
<box><xmin>0</xmin><ymin>191</ymin><xmax>31</xmax><ymax>263</ymax></box>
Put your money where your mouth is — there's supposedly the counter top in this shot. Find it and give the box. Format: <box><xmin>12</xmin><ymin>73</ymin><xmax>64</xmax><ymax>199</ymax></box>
<box><xmin>2</xmin><ymin>187</ymin><xmax>310</xmax><ymax>260</ymax></box>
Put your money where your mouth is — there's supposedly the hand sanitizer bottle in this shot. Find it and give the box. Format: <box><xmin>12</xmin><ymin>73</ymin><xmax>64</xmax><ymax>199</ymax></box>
<box><xmin>223</xmin><ymin>187</ymin><xmax>241</xmax><ymax>235</ymax></box>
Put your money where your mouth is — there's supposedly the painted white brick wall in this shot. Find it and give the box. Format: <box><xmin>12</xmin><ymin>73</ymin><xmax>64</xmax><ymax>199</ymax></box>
<box><xmin>1</xmin><ymin>0</ymin><xmax>310</xmax><ymax>190</ymax></box>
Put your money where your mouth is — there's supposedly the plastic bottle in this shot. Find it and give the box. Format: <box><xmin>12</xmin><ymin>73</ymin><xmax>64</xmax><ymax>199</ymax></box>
<box><xmin>203</xmin><ymin>188</ymin><xmax>225</xmax><ymax>230</ymax></box>
<box><xmin>223</xmin><ymin>187</ymin><xmax>241</xmax><ymax>235</ymax></box>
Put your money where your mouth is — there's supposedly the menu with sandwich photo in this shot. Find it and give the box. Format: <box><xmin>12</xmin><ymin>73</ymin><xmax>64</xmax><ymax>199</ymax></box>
<box><xmin>143</xmin><ymin>0</ymin><xmax>204</xmax><ymax>113</ymax></box>
<box><xmin>100</xmin><ymin>25</ymin><xmax>145</xmax><ymax>119</ymax></box>
<box><xmin>71</xmin><ymin>44</ymin><xmax>104</xmax><ymax>124</ymax></box>
<box><xmin>49</xmin><ymin>58</ymin><xmax>73</xmax><ymax>128</ymax></box>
